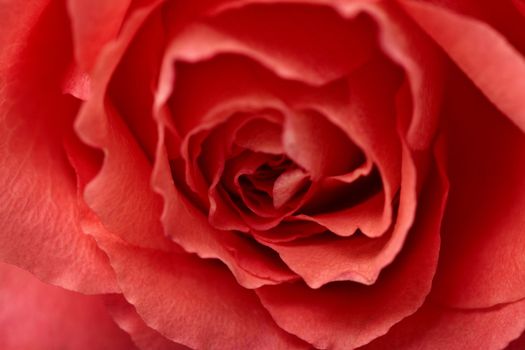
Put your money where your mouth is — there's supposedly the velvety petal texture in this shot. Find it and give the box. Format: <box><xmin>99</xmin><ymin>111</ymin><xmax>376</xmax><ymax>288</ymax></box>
<box><xmin>0</xmin><ymin>0</ymin><xmax>118</xmax><ymax>294</ymax></box>
<box><xmin>1</xmin><ymin>0</ymin><xmax>525</xmax><ymax>349</ymax></box>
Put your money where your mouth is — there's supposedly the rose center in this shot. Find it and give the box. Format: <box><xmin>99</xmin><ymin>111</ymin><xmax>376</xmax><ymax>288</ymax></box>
<box><xmin>237</xmin><ymin>155</ymin><xmax>310</xmax><ymax>211</ymax></box>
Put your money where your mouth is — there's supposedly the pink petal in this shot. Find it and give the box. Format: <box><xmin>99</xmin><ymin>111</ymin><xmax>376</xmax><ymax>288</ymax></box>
<box><xmin>168</xmin><ymin>53</ymin><xmax>294</xmax><ymax>138</ymax></box>
<box><xmin>75</xmin><ymin>1</ymin><xmax>176</xmax><ymax>252</ymax></box>
<box><xmin>204</xmin><ymin>2</ymin><xmax>377</xmax><ymax>85</ymax></box>
<box><xmin>401</xmin><ymin>0</ymin><xmax>525</xmax><ymax>134</ymax></box>
<box><xmin>273</xmin><ymin>168</ymin><xmax>310</xmax><ymax>209</ymax></box>
<box><xmin>211</xmin><ymin>0</ymin><xmax>444</xmax><ymax>150</ymax></box>
<box><xmin>264</xmin><ymin>233</ymin><xmax>391</xmax><ymax>288</ymax></box>
<box><xmin>0</xmin><ymin>0</ymin><xmax>50</xmax><ymax>55</ymax></box>
<box><xmin>307</xmin><ymin>56</ymin><xmax>403</xmax><ymax>238</ymax></box>
<box><xmin>428</xmin><ymin>69</ymin><xmax>525</xmax><ymax>308</ymax></box>
<box><xmin>105</xmin><ymin>295</ymin><xmax>189</xmax><ymax>350</ymax></box>
<box><xmin>283</xmin><ymin>109</ymin><xmax>363</xmax><ymax>179</ymax></box>
<box><xmin>297</xmin><ymin>192</ymin><xmax>386</xmax><ymax>238</ymax></box>
<box><xmin>362</xmin><ymin>300</ymin><xmax>525</xmax><ymax>350</ymax></box>
<box><xmin>235</xmin><ymin>118</ymin><xmax>283</xmax><ymax>155</ymax></box>
<box><xmin>0</xmin><ymin>263</ymin><xmax>135</xmax><ymax>350</ymax></box>
<box><xmin>0</xmin><ymin>0</ymin><xmax>118</xmax><ymax>294</ymax></box>
<box><xmin>89</xmin><ymin>229</ymin><xmax>307</xmax><ymax>350</ymax></box>
<box><xmin>107</xmin><ymin>8</ymin><xmax>167</xmax><ymax>160</ymax></box>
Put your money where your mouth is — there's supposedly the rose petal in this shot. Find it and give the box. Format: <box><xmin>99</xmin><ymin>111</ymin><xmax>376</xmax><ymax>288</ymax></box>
<box><xmin>0</xmin><ymin>263</ymin><xmax>135</xmax><ymax>350</ymax></box>
<box><xmin>401</xmin><ymin>0</ymin><xmax>525</xmax><ymax>134</ymax></box>
<box><xmin>204</xmin><ymin>2</ymin><xmax>377</xmax><ymax>85</ymax></box>
<box><xmin>300</xmin><ymin>57</ymin><xmax>403</xmax><ymax>238</ymax></box>
<box><xmin>0</xmin><ymin>0</ymin><xmax>49</xmax><ymax>56</ymax></box>
<box><xmin>256</xmin><ymin>142</ymin><xmax>448</xmax><ymax>348</ymax></box>
<box><xmin>234</xmin><ymin>117</ymin><xmax>283</xmax><ymax>155</ymax></box>
<box><xmin>429</xmin><ymin>69</ymin><xmax>525</xmax><ymax>308</ymax></box>
<box><xmin>87</xmin><ymin>228</ymin><xmax>307</xmax><ymax>350</ymax></box>
<box><xmin>105</xmin><ymin>295</ymin><xmax>189</xmax><ymax>350</ymax></box>
<box><xmin>252</xmin><ymin>218</ymin><xmax>327</xmax><ymax>243</ymax></box>
<box><xmin>66</xmin><ymin>0</ymin><xmax>132</xmax><ymax>71</ymax></box>
<box><xmin>362</xmin><ymin>300</ymin><xmax>525</xmax><ymax>350</ymax></box>
<box><xmin>264</xmin><ymin>233</ymin><xmax>391</xmax><ymax>288</ymax></box>
<box><xmin>283</xmin><ymin>109</ymin><xmax>363</xmax><ymax>179</ymax></box>
<box><xmin>0</xmin><ymin>1</ymin><xmax>118</xmax><ymax>294</ymax></box>
<box><xmin>297</xmin><ymin>191</ymin><xmax>385</xmax><ymax>238</ymax></box>
<box><xmin>107</xmin><ymin>8</ymin><xmax>167</xmax><ymax>161</ymax></box>
<box><xmin>211</xmin><ymin>0</ymin><xmax>444</xmax><ymax>150</ymax></box>
<box><xmin>169</xmin><ymin>53</ymin><xmax>294</xmax><ymax>138</ymax></box>
<box><xmin>75</xmin><ymin>0</ymin><xmax>176</xmax><ymax>252</ymax></box>
<box><xmin>506</xmin><ymin>328</ymin><xmax>525</xmax><ymax>350</ymax></box>
<box><xmin>413</xmin><ymin>0</ymin><xmax>525</xmax><ymax>55</ymax></box>
<box><xmin>273</xmin><ymin>168</ymin><xmax>310</xmax><ymax>209</ymax></box>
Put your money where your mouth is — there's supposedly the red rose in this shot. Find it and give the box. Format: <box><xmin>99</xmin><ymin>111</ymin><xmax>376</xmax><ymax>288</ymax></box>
<box><xmin>1</xmin><ymin>0</ymin><xmax>525</xmax><ymax>349</ymax></box>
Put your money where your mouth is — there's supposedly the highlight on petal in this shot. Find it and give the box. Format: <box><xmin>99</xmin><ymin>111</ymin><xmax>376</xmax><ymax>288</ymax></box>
<box><xmin>66</xmin><ymin>0</ymin><xmax>132</xmax><ymax>71</ymax></box>
<box><xmin>400</xmin><ymin>0</ymin><xmax>525</xmax><ymax>134</ymax></box>
<box><xmin>0</xmin><ymin>262</ymin><xmax>136</xmax><ymax>350</ymax></box>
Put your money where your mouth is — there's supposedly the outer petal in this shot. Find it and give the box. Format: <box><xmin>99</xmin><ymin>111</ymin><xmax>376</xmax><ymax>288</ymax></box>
<box><xmin>0</xmin><ymin>0</ymin><xmax>49</xmax><ymax>55</ymax></box>
<box><xmin>361</xmin><ymin>300</ymin><xmax>525</xmax><ymax>350</ymax></box>
<box><xmin>0</xmin><ymin>0</ymin><xmax>118</xmax><ymax>294</ymax></box>
<box><xmin>400</xmin><ymin>0</ymin><xmax>525</xmax><ymax>134</ymax></box>
<box><xmin>105</xmin><ymin>295</ymin><xmax>189</xmax><ymax>350</ymax></box>
<box><xmin>0</xmin><ymin>262</ymin><xmax>135</xmax><ymax>350</ymax></box>
<box><xmin>83</xmin><ymin>222</ymin><xmax>308</xmax><ymax>350</ymax></box>
<box><xmin>428</xmin><ymin>68</ymin><xmax>525</xmax><ymax>308</ymax></box>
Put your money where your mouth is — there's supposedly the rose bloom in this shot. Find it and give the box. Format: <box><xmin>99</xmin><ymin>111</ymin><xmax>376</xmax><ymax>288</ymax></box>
<box><xmin>1</xmin><ymin>0</ymin><xmax>525</xmax><ymax>349</ymax></box>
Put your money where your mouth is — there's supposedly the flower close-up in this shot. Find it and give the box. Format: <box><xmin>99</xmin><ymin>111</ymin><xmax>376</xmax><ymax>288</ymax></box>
<box><xmin>1</xmin><ymin>0</ymin><xmax>525</xmax><ymax>349</ymax></box>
